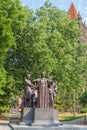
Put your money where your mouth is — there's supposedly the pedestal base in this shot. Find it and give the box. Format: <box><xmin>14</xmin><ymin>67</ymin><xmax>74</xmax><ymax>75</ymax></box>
<box><xmin>21</xmin><ymin>108</ymin><xmax>60</xmax><ymax>126</ymax></box>
<box><xmin>21</xmin><ymin>108</ymin><xmax>34</xmax><ymax>125</ymax></box>
<box><xmin>10</xmin><ymin>124</ymin><xmax>87</xmax><ymax>130</ymax></box>
<box><xmin>32</xmin><ymin>108</ymin><xmax>59</xmax><ymax>126</ymax></box>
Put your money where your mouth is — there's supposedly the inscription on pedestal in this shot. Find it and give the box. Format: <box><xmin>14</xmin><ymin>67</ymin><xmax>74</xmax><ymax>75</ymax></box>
<box><xmin>32</xmin><ymin>108</ymin><xmax>59</xmax><ymax>126</ymax></box>
<box><xmin>34</xmin><ymin>109</ymin><xmax>54</xmax><ymax>120</ymax></box>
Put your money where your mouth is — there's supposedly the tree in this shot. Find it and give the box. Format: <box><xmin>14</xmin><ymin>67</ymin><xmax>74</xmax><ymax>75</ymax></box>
<box><xmin>79</xmin><ymin>90</ymin><xmax>87</xmax><ymax>107</ymax></box>
<box><xmin>5</xmin><ymin>7</ymin><xmax>34</xmax><ymax>91</ymax></box>
<box><xmin>0</xmin><ymin>0</ymin><xmax>27</xmax><ymax>113</ymax></box>
<box><xmin>5</xmin><ymin>1</ymin><xmax>87</xmax><ymax>112</ymax></box>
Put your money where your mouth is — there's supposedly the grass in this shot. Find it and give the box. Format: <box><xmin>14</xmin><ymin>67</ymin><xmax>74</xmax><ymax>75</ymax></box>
<box><xmin>59</xmin><ymin>112</ymin><xmax>87</xmax><ymax>122</ymax></box>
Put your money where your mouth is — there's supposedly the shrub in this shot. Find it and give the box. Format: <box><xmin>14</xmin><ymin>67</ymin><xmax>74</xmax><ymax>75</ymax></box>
<box><xmin>80</xmin><ymin>108</ymin><xmax>87</xmax><ymax>113</ymax></box>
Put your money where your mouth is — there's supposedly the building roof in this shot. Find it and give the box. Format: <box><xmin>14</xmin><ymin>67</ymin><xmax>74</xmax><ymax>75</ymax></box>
<box><xmin>68</xmin><ymin>3</ymin><xmax>78</xmax><ymax>20</ymax></box>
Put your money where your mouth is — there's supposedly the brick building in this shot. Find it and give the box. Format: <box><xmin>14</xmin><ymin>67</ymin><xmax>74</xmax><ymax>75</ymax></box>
<box><xmin>68</xmin><ymin>3</ymin><xmax>87</xmax><ymax>43</ymax></box>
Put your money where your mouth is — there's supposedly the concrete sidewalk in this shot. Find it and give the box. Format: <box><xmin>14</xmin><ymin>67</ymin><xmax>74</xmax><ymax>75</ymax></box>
<box><xmin>0</xmin><ymin>117</ymin><xmax>87</xmax><ymax>130</ymax></box>
<box><xmin>0</xmin><ymin>122</ymin><xmax>11</xmax><ymax>130</ymax></box>
<box><xmin>0</xmin><ymin>122</ymin><xmax>87</xmax><ymax>130</ymax></box>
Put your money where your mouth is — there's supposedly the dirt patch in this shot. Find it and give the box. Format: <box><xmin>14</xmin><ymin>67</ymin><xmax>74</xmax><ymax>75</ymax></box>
<box><xmin>0</xmin><ymin>115</ymin><xmax>7</xmax><ymax>120</ymax></box>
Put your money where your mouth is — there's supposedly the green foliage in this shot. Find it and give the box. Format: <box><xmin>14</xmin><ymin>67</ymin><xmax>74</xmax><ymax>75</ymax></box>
<box><xmin>0</xmin><ymin>73</ymin><xmax>15</xmax><ymax>114</ymax></box>
<box><xmin>5</xmin><ymin>7</ymin><xmax>34</xmax><ymax>90</ymax></box>
<box><xmin>79</xmin><ymin>90</ymin><xmax>87</xmax><ymax>107</ymax></box>
<box><xmin>0</xmin><ymin>0</ymin><xmax>27</xmax><ymax>114</ymax></box>
<box><xmin>0</xmin><ymin>0</ymin><xmax>27</xmax><ymax>62</ymax></box>
<box><xmin>80</xmin><ymin>108</ymin><xmax>87</xmax><ymax>113</ymax></box>
<box><xmin>4</xmin><ymin>0</ymin><xmax>87</xmax><ymax>113</ymax></box>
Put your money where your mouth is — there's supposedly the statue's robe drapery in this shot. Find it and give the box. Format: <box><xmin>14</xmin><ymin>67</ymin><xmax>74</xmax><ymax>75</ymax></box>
<box><xmin>35</xmin><ymin>78</ymin><xmax>49</xmax><ymax>108</ymax></box>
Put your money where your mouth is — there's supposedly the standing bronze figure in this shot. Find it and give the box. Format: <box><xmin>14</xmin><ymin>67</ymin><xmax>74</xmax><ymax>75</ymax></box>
<box><xmin>49</xmin><ymin>81</ymin><xmax>57</xmax><ymax>108</ymax></box>
<box><xmin>23</xmin><ymin>74</ymin><xmax>34</xmax><ymax>107</ymax></box>
<box><xmin>34</xmin><ymin>72</ymin><xmax>49</xmax><ymax>108</ymax></box>
<box><xmin>34</xmin><ymin>72</ymin><xmax>58</xmax><ymax>108</ymax></box>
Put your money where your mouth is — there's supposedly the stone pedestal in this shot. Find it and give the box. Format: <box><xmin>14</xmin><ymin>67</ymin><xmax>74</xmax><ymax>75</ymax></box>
<box><xmin>10</xmin><ymin>108</ymin><xmax>61</xmax><ymax>130</ymax></box>
<box><xmin>32</xmin><ymin>108</ymin><xmax>59</xmax><ymax>126</ymax></box>
<box><xmin>21</xmin><ymin>108</ymin><xmax>34</xmax><ymax>125</ymax></box>
<box><xmin>21</xmin><ymin>108</ymin><xmax>59</xmax><ymax>126</ymax></box>
<box><xmin>10</xmin><ymin>124</ymin><xmax>87</xmax><ymax>130</ymax></box>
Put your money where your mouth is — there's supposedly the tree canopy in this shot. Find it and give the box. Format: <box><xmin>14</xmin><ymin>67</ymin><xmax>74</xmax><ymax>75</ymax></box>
<box><xmin>0</xmin><ymin>0</ymin><xmax>27</xmax><ymax>113</ymax></box>
<box><xmin>0</xmin><ymin>0</ymin><xmax>87</xmax><ymax>113</ymax></box>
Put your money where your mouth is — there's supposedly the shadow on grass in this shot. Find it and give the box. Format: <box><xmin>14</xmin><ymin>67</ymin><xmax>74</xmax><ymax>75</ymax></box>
<box><xmin>60</xmin><ymin>115</ymin><xmax>84</xmax><ymax>122</ymax></box>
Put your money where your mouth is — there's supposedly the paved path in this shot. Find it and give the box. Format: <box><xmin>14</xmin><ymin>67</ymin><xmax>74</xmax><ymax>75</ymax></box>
<box><xmin>0</xmin><ymin>122</ymin><xmax>11</xmax><ymax>130</ymax></box>
<box><xmin>0</xmin><ymin>123</ymin><xmax>87</xmax><ymax>130</ymax></box>
<box><xmin>0</xmin><ymin>118</ymin><xmax>87</xmax><ymax>130</ymax></box>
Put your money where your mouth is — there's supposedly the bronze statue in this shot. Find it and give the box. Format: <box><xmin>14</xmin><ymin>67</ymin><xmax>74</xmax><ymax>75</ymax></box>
<box><xmin>20</xmin><ymin>72</ymin><xmax>58</xmax><ymax>127</ymax></box>
<box><xmin>22</xmin><ymin>72</ymin><xmax>58</xmax><ymax>109</ymax></box>
<box><xmin>34</xmin><ymin>72</ymin><xmax>58</xmax><ymax>108</ymax></box>
<box><xmin>49</xmin><ymin>81</ymin><xmax>57</xmax><ymax>108</ymax></box>
<box><xmin>23</xmin><ymin>74</ymin><xmax>34</xmax><ymax>107</ymax></box>
<box><xmin>34</xmin><ymin>72</ymin><xmax>49</xmax><ymax>108</ymax></box>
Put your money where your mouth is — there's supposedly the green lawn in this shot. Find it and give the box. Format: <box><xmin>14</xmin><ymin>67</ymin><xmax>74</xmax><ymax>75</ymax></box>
<box><xmin>59</xmin><ymin>112</ymin><xmax>86</xmax><ymax>121</ymax></box>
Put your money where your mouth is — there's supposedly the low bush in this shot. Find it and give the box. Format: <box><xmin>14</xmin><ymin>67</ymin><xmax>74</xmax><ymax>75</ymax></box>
<box><xmin>80</xmin><ymin>108</ymin><xmax>87</xmax><ymax>113</ymax></box>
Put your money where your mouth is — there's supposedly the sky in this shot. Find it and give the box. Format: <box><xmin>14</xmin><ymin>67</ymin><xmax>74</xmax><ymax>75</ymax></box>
<box><xmin>20</xmin><ymin>0</ymin><xmax>87</xmax><ymax>24</ymax></box>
